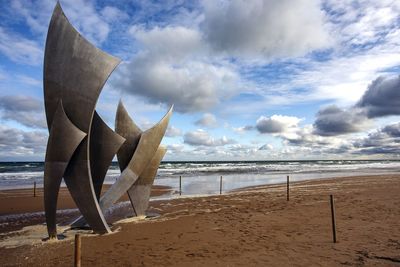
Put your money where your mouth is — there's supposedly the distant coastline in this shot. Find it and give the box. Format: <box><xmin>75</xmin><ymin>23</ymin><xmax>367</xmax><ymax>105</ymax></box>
<box><xmin>1</xmin><ymin>160</ymin><xmax>400</xmax><ymax>193</ymax></box>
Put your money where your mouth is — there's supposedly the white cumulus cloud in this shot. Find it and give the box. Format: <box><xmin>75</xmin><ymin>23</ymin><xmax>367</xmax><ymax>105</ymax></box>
<box><xmin>202</xmin><ymin>0</ymin><xmax>330</xmax><ymax>60</ymax></box>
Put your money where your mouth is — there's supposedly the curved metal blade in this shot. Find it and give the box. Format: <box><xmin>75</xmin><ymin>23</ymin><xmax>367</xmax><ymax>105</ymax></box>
<box><xmin>115</xmin><ymin>100</ymin><xmax>142</xmax><ymax>171</ymax></box>
<box><xmin>127</xmin><ymin>146</ymin><xmax>167</xmax><ymax>216</ymax></box>
<box><xmin>99</xmin><ymin>106</ymin><xmax>173</xmax><ymax>211</ymax></box>
<box><xmin>44</xmin><ymin>2</ymin><xmax>121</xmax><ymax>132</ymax></box>
<box><xmin>90</xmin><ymin>111</ymin><xmax>125</xmax><ymax>200</ymax></box>
<box><xmin>44</xmin><ymin>100</ymin><xmax>86</xmax><ymax>238</ymax></box>
<box><xmin>43</xmin><ymin>2</ymin><xmax>120</xmax><ymax>235</ymax></box>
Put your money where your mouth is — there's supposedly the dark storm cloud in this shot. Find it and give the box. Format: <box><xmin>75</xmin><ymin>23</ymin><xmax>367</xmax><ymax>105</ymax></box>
<box><xmin>313</xmin><ymin>105</ymin><xmax>370</xmax><ymax>136</ymax></box>
<box><xmin>352</xmin><ymin>122</ymin><xmax>400</xmax><ymax>155</ymax></box>
<box><xmin>355</xmin><ymin>147</ymin><xmax>400</xmax><ymax>155</ymax></box>
<box><xmin>314</xmin><ymin>75</ymin><xmax>400</xmax><ymax>137</ymax></box>
<box><xmin>256</xmin><ymin>117</ymin><xmax>284</xmax><ymax>133</ymax></box>
<box><xmin>357</xmin><ymin>75</ymin><xmax>400</xmax><ymax>118</ymax></box>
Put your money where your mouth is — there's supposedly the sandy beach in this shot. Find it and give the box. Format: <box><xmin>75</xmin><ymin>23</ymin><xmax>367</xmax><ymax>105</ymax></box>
<box><xmin>0</xmin><ymin>174</ymin><xmax>399</xmax><ymax>266</ymax></box>
<box><xmin>0</xmin><ymin>185</ymin><xmax>172</xmax><ymax>233</ymax></box>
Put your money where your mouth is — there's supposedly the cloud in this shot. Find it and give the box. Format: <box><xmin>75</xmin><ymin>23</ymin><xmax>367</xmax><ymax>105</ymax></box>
<box><xmin>256</xmin><ymin>115</ymin><xmax>301</xmax><ymax>134</ymax></box>
<box><xmin>112</xmin><ymin>25</ymin><xmax>240</xmax><ymax>113</ymax></box>
<box><xmin>113</xmin><ymin>55</ymin><xmax>239</xmax><ymax>113</ymax></box>
<box><xmin>281</xmin><ymin>121</ymin><xmax>400</xmax><ymax>157</ymax></box>
<box><xmin>352</xmin><ymin>122</ymin><xmax>400</xmax><ymax>155</ymax></box>
<box><xmin>10</xmin><ymin>0</ymin><xmax>110</xmax><ymax>44</ymax></box>
<box><xmin>63</xmin><ymin>0</ymin><xmax>110</xmax><ymax>43</ymax></box>
<box><xmin>233</xmin><ymin>125</ymin><xmax>254</xmax><ymax>134</ymax></box>
<box><xmin>16</xmin><ymin>74</ymin><xmax>42</xmax><ymax>87</ymax></box>
<box><xmin>313</xmin><ymin>74</ymin><xmax>400</xmax><ymax>137</ymax></box>
<box><xmin>0</xmin><ymin>27</ymin><xmax>43</xmax><ymax>65</ymax></box>
<box><xmin>9</xmin><ymin>0</ymin><xmax>54</xmax><ymax>34</ymax></box>
<box><xmin>281</xmin><ymin>124</ymin><xmax>334</xmax><ymax>146</ymax></box>
<box><xmin>357</xmin><ymin>75</ymin><xmax>400</xmax><ymax>118</ymax></box>
<box><xmin>130</xmin><ymin>26</ymin><xmax>205</xmax><ymax>61</ymax></box>
<box><xmin>101</xmin><ymin>6</ymin><xmax>129</xmax><ymax>23</ymax></box>
<box><xmin>165</xmin><ymin>125</ymin><xmax>182</xmax><ymax>137</ymax></box>
<box><xmin>0</xmin><ymin>95</ymin><xmax>46</xmax><ymax>128</ymax></box>
<box><xmin>313</xmin><ymin>105</ymin><xmax>371</xmax><ymax>136</ymax></box>
<box><xmin>202</xmin><ymin>0</ymin><xmax>330</xmax><ymax>60</ymax></box>
<box><xmin>226</xmin><ymin>143</ymin><xmax>259</xmax><ymax>157</ymax></box>
<box><xmin>227</xmin><ymin>1</ymin><xmax>400</xmax><ymax>115</ymax></box>
<box><xmin>166</xmin><ymin>143</ymin><xmax>185</xmax><ymax>153</ymax></box>
<box><xmin>0</xmin><ymin>125</ymin><xmax>47</xmax><ymax>159</ymax></box>
<box><xmin>325</xmin><ymin>0</ymin><xmax>400</xmax><ymax>48</ymax></box>
<box><xmin>259</xmin><ymin>144</ymin><xmax>273</xmax><ymax>150</ymax></box>
<box><xmin>184</xmin><ymin>129</ymin><xmax>236</xmax><ymax>146</ymax></box>
<box><xmin>381</xmin><ymin>123</ymin><xmax>400</xmax><ymax>137</ymax></box>
<box><xmin>195</xmin><ymin>113</ymin><xmax>217</xmax><ymax>128</ymax></box>
<box><xmin>0</xmin><ymin>67</ymin><xmax>6</xmax><ymax>81</ymax></box>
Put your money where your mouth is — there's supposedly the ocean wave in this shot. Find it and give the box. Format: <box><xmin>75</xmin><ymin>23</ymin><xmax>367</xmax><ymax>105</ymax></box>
<box><xmin>1</xmin><ymin>160</ymin><xmax>400</xmax><ymax>189</ymax></box>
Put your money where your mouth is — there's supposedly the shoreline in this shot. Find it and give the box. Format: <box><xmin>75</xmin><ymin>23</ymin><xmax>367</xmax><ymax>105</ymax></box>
<box><xmin>0</xmin><ymin>174</ymin><xmax>399</xmax><ymax>266</ymax></box>
<box><xmin>0</xmin><ymin>174</ymin><xmax>395</xmax><ymax>230</ymax></box>
<box><xmin>0</xmin><ymin>175</ymin><xmax>400</xmax><ymax>266</ymax></box>
<box><xmin>0</xmin><ymin>184</ymin><xmax>171</xmax><ymax>215</ymax></box>
<box><xmin>0</xmin><ymin>173</ymin><xmax>393</xmax><ymax>216</ymax></box>
<box><xmin>0</xmin><ymin>184</ymin><xmax>172</xmax><ymax>234</ymax></box>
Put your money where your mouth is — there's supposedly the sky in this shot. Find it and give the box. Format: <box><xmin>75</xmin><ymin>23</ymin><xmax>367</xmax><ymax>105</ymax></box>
<box><xmin>1</xmin><ymin>0</ymin><xmax>400</xmax><ymax>161</ymax></box>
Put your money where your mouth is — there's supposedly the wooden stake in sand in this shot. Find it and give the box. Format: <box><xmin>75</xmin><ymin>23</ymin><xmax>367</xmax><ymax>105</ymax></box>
<box><xmin>286</xmin><ymin>175</ymin><xmax>289</xmax><ymax>201</ymax></box>
<box><xmin>220</xmin><ymin>176</ymin><xmax>223</xmax><ymax>195</ymax></box>
<box><xmin>179</xmin><ymin>176</ymin><xmax>182</xmax><ymax>196</ymax></box>
<box><xmin>33</xmin><ymin>181</ymin><xmax>36</xmax><ymax>197</ymax></box>
<box><xmin>74</xmin><ymin>234</ymin><xmax>81</xmax><ymax>267</ymax></box>
<box><xmin>330</xmin><ymin>195</ymin><xmax>337</xmax><ymax>243</ymax></box>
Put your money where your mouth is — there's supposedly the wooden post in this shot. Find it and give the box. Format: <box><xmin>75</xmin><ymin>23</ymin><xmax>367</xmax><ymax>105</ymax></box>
<box><xmin>179</xmin><ymin>176</ymin><xmax>182</xmax><ymax>196</ymax></box>
<box><xmin>33</xmin><ymin>181</ymin><xmax>36</xmax><ymax>197</ymax></box>
<box><xmin>330</xmin><ymin>195</ymin><xmax>337</xmax><ymax>243</ymax></box>
<box><xmin>286</xmin><ymin>175</ymin><xmax>289</xmax><ymax>201</ymax></box>
<box><xmin>219</xmin><ymin>176</ymin><xmax>223</xmax><ymax>195</ymax></box>
<box><xmin>74</xmin><ymin>234</ymin><xmax>81</xmax><ymax>267</ymax></box>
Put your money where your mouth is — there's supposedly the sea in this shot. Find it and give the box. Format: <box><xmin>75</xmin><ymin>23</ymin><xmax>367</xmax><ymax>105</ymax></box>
<box><xmin>1</xmin><ymin>160</ymin><xmax>400</xmax><ymax>196</ymax></box>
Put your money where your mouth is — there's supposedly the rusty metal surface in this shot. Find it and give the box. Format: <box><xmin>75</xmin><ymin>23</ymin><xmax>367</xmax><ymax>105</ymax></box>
<box><xmin>44</xmin><ymin>101</ymin><xmax>86</xmax><ymax>238</ymax></box>
<box><xmin>127</xmin><ymin>146</ymin><xmax>167</xmax><ymax>216</ymax></box>
<box><xmin>43</xmin><ymin>3</ymin><xmax>120</xmax><ymax>236</ymax></box>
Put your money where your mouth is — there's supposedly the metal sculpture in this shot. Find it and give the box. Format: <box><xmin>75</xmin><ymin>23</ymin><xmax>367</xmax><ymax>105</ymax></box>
<box><xmin>71</xmin><ymin>102</ymin><xmax>171</xmax><ymax>227</ymax></box>
<box><xmin>116</xmin><ymin>102</ymin><xmax>167</xmax><ymax>217</ymax></box>
<box><xmin>43</xmin><ymin>3</ymin><xmax>171</xmax><ymax>238</ymax></box>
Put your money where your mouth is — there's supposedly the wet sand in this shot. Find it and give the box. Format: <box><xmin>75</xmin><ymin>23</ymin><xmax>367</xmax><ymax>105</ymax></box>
<box><xmin>0</xmin><ymin>185</ymin><xmax>171</xmax><ymax>233</ymax></box>
<box><xmin>0</xmin><ymin>184</ymin><xmax>171</xmax><ymax>215</ymax></box>
<box><xmin>0</xmin><ymin>174</ymin><xmax>399</xmax><ymax>266</ymax></box>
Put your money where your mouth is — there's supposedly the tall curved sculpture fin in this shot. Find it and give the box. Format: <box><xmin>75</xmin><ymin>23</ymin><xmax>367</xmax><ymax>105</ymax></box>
<box><xmin>72</xmin><ymin>103</ymin><xmax>166</xmax><ymax>226</ymax></box>
<box><xmin>91</xmin><ymin>111</ymin><xmax>126</xmax><ymax>200</ymax></box>
<box><xmin>44</xmin><ymin>100</ymin><xmax>86</xmax><ymax>238</ymax></box>
<box><xmin>44</xmin><ymin>2</ymin><xmax>120</xmax><ymax>235</ymax></box>
<box><xmin>126</xmin><ymin>105</ymin><xmax>173</xmax><ymax>175</ymax></box>
<box><xmin>99</xmin><ymin>106</ymin><xmax>173</xmax><ymax>211</ymax></box>
<box><xmin>127</xmin><ymin>146</ymin><xmax>167</xmax><ymax>216</ymax></box>
<box><xmin>115</xmin><ymin>100</ymin><xmax>142</xmax><ymax>171</ymax></box>
<box><xmin>44</xmin><ymin>2</ymin><xmax>121</xmax><ymax>131</ymax></box>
